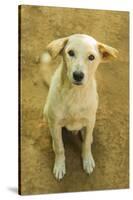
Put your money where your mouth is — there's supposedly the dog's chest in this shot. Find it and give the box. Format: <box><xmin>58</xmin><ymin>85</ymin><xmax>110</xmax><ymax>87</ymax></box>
<box><xmin>64</xmin><ymin>94</ymin><xmax>89</xmax><ymax>117</ymax></box>
<box><xmin>60</xmin><ymin>88</ymin><xmax>97</xmax><ymax>130</ymax></box>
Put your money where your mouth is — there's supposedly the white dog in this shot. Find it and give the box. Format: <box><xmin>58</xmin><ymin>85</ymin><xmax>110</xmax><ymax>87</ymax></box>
<box><xmin>41</xmin><ymin>34</ymin><xmax>118</xmax><ymax>180</ymax></box>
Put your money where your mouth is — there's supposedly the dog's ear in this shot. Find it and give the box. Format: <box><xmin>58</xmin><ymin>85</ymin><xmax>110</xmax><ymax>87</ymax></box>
<box><xmin>98</xmin><ymin>42</ymin><xmax>118</xmax><ymax>62</ymax></box>
<box><xmin>46</xmin><ymin>37</ymin><xmax>68</xmax><ymax>59</ymax></box>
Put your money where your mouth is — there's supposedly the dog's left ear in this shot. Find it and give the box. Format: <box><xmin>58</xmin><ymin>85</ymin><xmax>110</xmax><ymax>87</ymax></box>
<box><xmin>46</xmin><ymin>37</ymin><xmax>68</xmax><ymax>59</ymax></box>
<box><xmin>98</xmin><ymin>42</ymin><xmax>119</xmax><ymax>62</ymax></box>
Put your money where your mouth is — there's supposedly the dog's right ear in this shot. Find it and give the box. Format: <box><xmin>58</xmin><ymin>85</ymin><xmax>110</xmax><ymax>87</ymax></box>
<box><xmin>46</xmin><ymin>37</ymin><xmax>68</xmax><ymax>59</ymax></box>
<box><xmin>39</xmin><ymin>37</ymin><xmax>68</xmax><ymax>64</ymax></box>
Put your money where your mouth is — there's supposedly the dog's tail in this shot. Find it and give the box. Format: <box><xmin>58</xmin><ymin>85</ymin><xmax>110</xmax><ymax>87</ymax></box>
<box><xmin>40</xmin><ymin>51</ymin><xmax>52</xmax><ymax>64</ymax></box>
<box><xmin>38</xmin><ymin>51</ymin><xmax>61</xmax><ymax>87</ymax></box>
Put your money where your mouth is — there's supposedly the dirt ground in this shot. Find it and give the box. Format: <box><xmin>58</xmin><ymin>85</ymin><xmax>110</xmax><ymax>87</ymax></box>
<box><xmin>19</xmin><ymin>5</ymin><xmax>129</xmax><ymax>195</ymax></box>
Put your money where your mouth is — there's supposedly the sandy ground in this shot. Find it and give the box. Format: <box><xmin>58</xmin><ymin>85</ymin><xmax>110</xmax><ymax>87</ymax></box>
<box><xmin>19</xmin><ymin>5</ymin><xmax>129</xmax><ymax>195</ymax></box>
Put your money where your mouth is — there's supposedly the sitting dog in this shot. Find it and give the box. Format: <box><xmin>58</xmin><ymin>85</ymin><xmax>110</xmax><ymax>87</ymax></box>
<box><xmin>41</xmin><ymin>34</ymin><xmax>118</xmax><ymax>180</ymax></box>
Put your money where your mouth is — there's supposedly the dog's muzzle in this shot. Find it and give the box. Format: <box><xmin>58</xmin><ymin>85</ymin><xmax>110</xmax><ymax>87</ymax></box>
<box><xmin>73</xmin><ymin>71</ymin><xmax>84</xmax><ymax>85</ymax></box>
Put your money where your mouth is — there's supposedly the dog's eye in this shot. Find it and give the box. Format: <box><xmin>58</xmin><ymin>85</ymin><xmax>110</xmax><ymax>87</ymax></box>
<box><xmin>68</xmin><ymin>50</ymin><xmax>75</xmax><ymax>57</ymax></box>
<box><xmin>88</xmin><ymin>54</ymin><xmax>95</xmax><ymax>61</ymax></box>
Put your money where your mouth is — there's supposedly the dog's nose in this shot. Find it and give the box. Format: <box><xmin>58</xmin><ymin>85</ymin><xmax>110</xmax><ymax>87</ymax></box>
<box><xmin>73</xmin><ymin>71</ymin><xmax>84</xmax><ymax>82</ymax></box>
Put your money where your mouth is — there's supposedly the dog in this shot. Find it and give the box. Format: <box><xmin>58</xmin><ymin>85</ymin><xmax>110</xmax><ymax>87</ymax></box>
<box><xmin>40</xmin><ymin>34</ymin><xmax>118</xmax><ymax>180</ymax></box>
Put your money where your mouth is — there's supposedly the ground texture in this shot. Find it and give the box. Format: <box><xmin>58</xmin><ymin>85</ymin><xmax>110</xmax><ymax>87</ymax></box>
<box><xmin>20</xmin><ymin>5</ymin><xmax>129</xmax><ymax>195</ymax></box>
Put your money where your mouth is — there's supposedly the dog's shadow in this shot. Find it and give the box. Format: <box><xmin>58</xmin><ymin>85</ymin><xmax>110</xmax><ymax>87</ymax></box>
<box><xmin>62</xmin><ymin>127</ymin><xmax>99</xmax><ymax>159</ymax></box>
<box><xmin>62</xmin><ymin>127</ymin><xmax>82</xmax><ymax>155</ymax></box>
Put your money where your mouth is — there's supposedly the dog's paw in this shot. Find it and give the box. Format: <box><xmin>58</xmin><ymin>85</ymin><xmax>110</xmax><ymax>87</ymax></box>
<box><xmin>53</xmin><ymin>160</ymin><xmax>66</xmax><ymax>180</ymax></box>
<box><xmin>83</xmin><ymin>153</ymin><xmax>95</xmax><ymax>174</ymax></box>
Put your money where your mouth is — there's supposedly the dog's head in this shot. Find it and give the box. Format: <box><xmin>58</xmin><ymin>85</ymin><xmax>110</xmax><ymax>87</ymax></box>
<box><xmin>42</xmin><ymin>34</ymin><xmax>118</xmax><ymax>86</ymax></box>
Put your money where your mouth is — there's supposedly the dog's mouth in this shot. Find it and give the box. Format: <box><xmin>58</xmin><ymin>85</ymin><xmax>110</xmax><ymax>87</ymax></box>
<box><xmin>72</xmin><ymin>81</ymin><xmax>83</xmax><ymax>86</ymax></box>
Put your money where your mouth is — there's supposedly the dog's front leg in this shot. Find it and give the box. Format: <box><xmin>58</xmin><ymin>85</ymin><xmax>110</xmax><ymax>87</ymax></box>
<box><xmin>82</xmin><ymin>116</ymin><xmax>96</xmax><ymax>174</ymax></box>
<box><xmin>49</xmin><ymin>124</ymin><xmax>66</xmax><ymax>180</ymax></box>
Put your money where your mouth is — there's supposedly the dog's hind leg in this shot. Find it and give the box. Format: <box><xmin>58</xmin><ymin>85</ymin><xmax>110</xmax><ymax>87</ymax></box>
<box><xmin>79</xmin><ymin>127</ymin><xmax>86</xmax><ymax>141</ymax></box>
